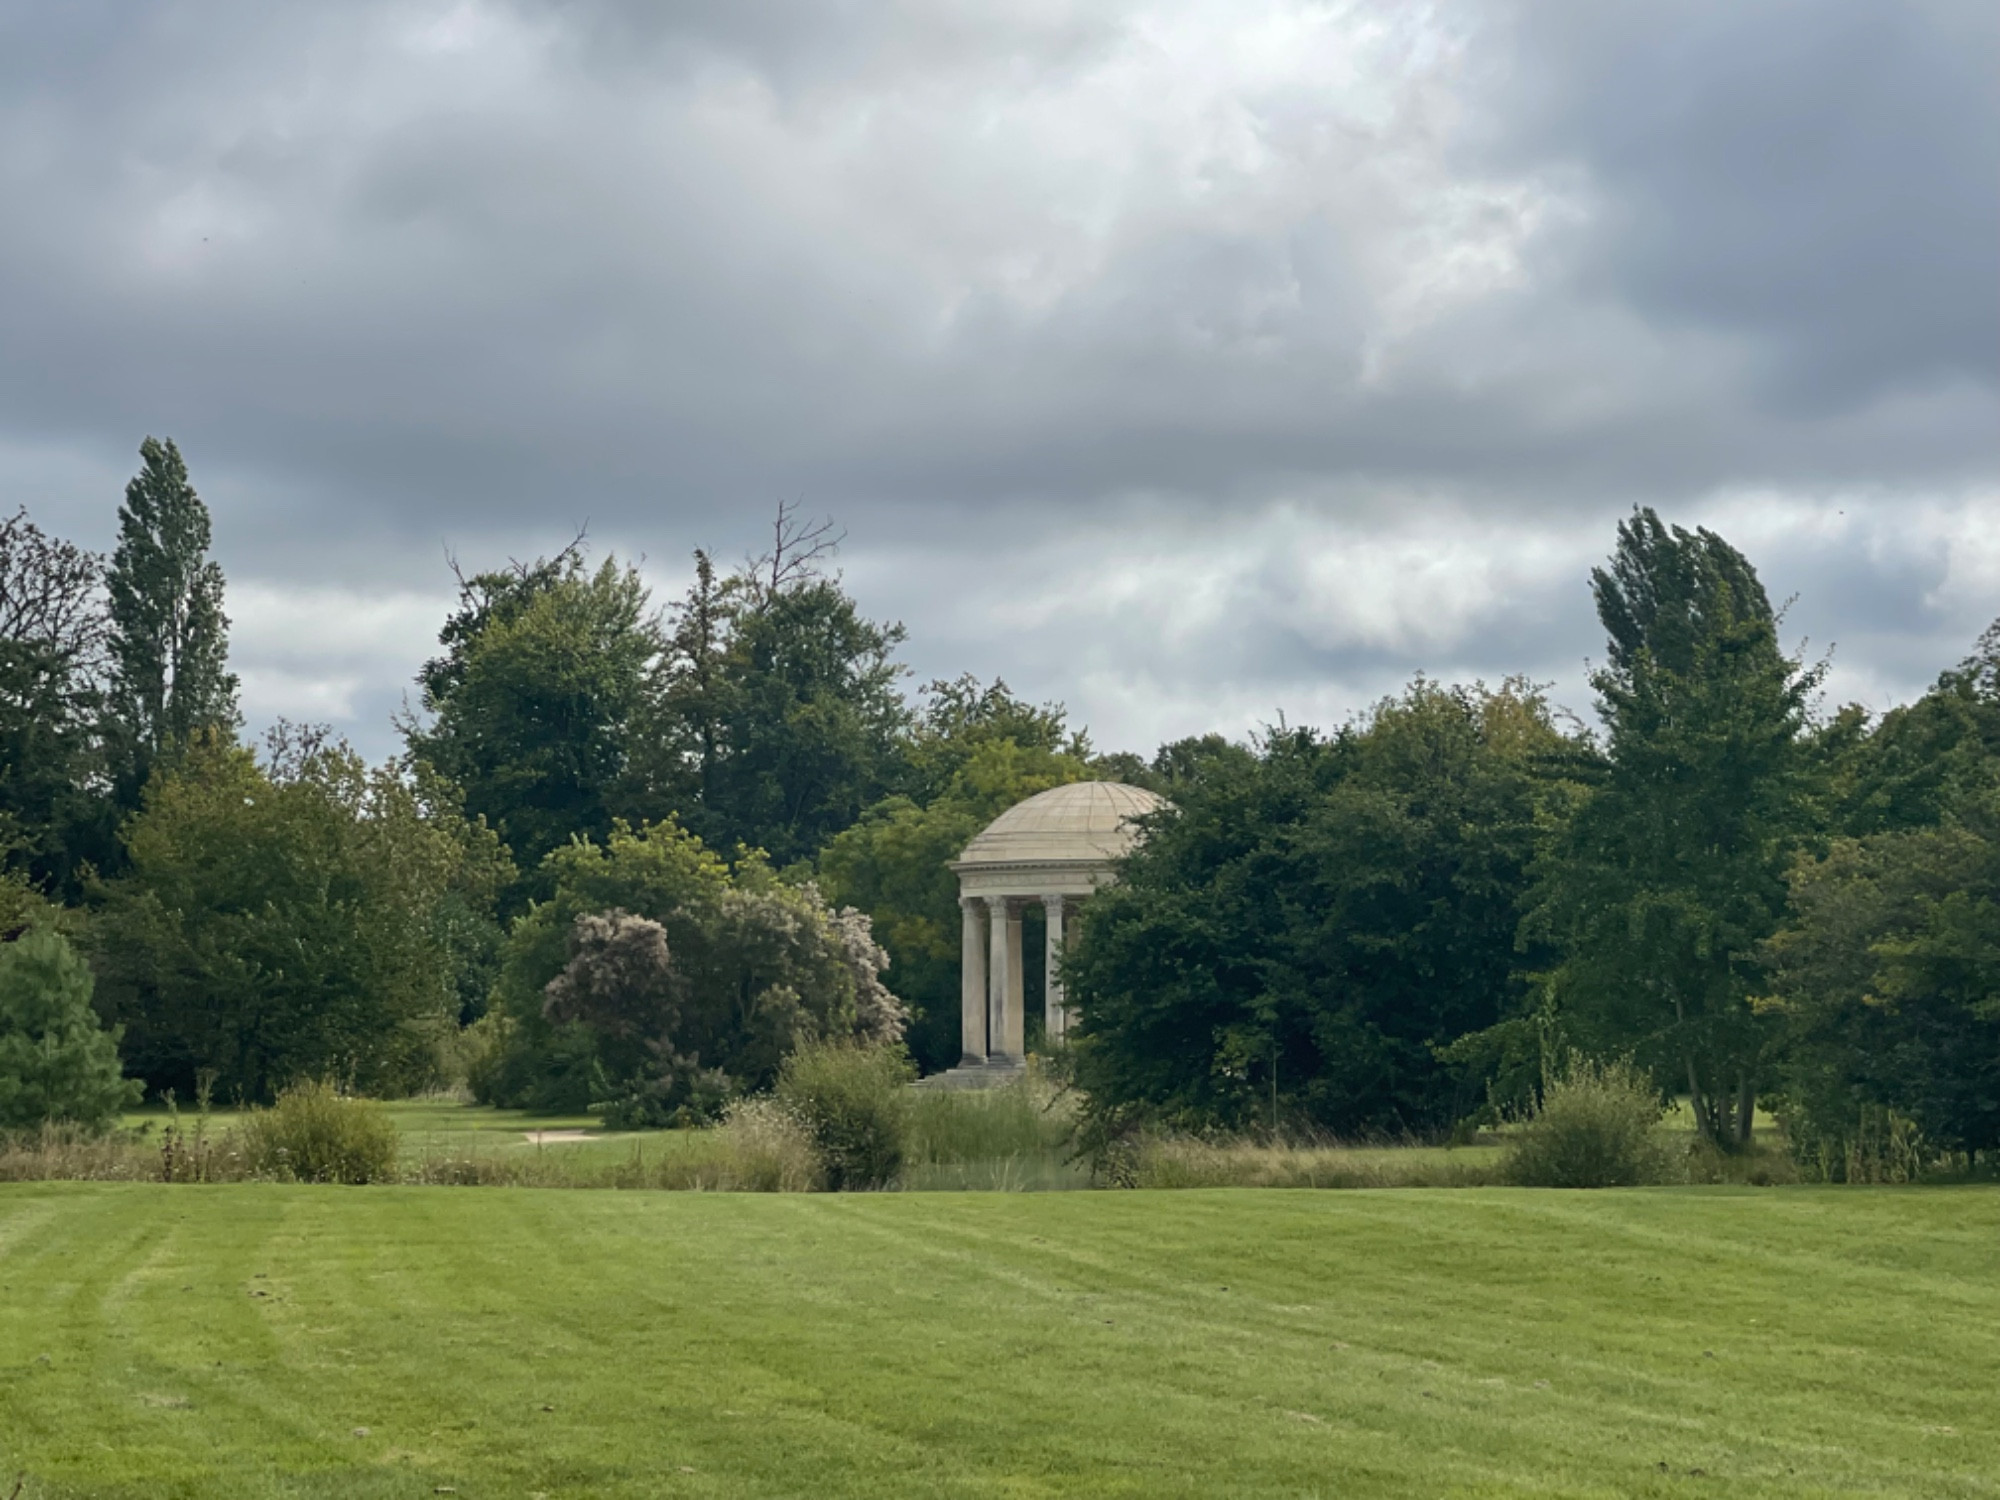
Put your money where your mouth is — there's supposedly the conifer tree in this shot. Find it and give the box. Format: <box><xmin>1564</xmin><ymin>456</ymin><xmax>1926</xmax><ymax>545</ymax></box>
<box><xmin>104</xmin><ymin>437</ymin><xmax>237</xmax><ymax>788</ymax></box>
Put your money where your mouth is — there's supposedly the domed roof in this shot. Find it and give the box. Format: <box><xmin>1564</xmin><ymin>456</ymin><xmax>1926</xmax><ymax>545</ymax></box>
<box><xmin>954</xmin><ymin>781</ymin><xmax>1171</xmax><ymax>868</ymax></box>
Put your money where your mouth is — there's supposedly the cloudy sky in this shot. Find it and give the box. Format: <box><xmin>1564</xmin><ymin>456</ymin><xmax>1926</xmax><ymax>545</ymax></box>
<box><xmin>3</xmin><ymin>0</ymin><xmax>1995</xmax><ymax>759</ymax></box>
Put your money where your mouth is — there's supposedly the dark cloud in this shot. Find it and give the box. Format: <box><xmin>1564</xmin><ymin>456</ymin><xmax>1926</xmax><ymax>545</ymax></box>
<box><xmin>0</xmin><ymin>0</ymin><xmax>1992</xmax><ymax>758</ymax></box>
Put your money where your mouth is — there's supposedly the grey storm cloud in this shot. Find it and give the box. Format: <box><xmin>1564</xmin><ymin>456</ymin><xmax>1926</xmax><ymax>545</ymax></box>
<box><xmin>0</xmin><ymin>0</ymin><xmax>1994</xmax><ymax>756</ymax></box>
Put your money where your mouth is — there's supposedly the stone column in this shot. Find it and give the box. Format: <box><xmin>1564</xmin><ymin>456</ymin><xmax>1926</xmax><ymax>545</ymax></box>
<box><xmin>1042</xmin><ymin>894</ymin><xmax>1068</xmax><ymax>1042</ymax></box>
<box><xmin>986</xmin><ymin>895</ymin><xmax>1026</xmax><ymax>1063</ymax></box>
<box><xmin>959</xmin><ymin>895</ymin><xmax>988</xmax><ymax>1065</ymax></box>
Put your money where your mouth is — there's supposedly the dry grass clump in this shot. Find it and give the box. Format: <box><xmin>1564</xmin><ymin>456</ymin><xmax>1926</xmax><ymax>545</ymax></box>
<box><xmin>0</xmin><ymin>1123</ymin><xmax>154</xmax><ymax>1182</ymax></box>
<box><xmin>1130</xmin><ymin>1136</ymin><xmax>1504</xmax><ymax>1189</ymax></box>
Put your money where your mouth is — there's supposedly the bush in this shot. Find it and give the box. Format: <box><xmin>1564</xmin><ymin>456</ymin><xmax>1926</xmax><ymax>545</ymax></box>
<box><xmin>774</xmin><ymin>1042</ymin><xmax>914</xmax><ymax>1190</ymax></box>
<box><xmin>1502</xmin><ymin>1054</ymin><xmax>1671</xmax><ymax>1188</ymax></box>
<box><xmin>239</xmin><ymin>1080</ymin><xmax>400</xmax><ymax>1183</ymax></box>
<box><xmin>0</xmin><ymin>926</ymin><xmax>141</xmax><ymax>1134</ymax></box>
<box><xmin>715</xmin><ymin>1096</ymin><xmax>824</xmax><ymax>1191</ymax></box>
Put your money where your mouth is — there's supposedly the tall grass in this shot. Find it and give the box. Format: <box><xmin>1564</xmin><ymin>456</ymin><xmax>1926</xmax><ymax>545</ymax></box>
<box><xmin>1130</xmin><ymin>1136</ymin><xmax>1503</xmax><ymax>1189</ymax></box>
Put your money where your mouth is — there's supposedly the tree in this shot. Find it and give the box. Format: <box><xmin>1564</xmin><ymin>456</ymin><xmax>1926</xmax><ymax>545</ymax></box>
<box><xmin>91</xmin><ymin>732</ymin><xmax>508</xmax><ymax>1101</ymax></box>
<box><xmin>636</xmin><ymin>509</ymin><xmax>910</xmax><ymax>867</ymax></box>
<box><xmin>476</xmin><ymin>819</ymin><xmax>906</xmax><ymax>1121</ymax></box>
<box><xmin>0</xmin><ymin>924</ymin><xmax>140</xmax><ymax>1133</ymax></box>
<box><xmin>1068</xmin><ymin>680</ymin><xmax>1568</xmax><ymax>1134</ymax></box>
<box><xmin>700</xmin><ymin>573</ymin><xmax>909</xmax><ymax>867</ymax></box>
<box><xmin>1530</xmin><ymin>509</ymin><xmax>1818</xmax><ymax>1148</ymax></box>
<box><xmin>406</xmin><ymin>546</ymin><xmax>659</xmax><ymax>897</ymax></box>
<box><xmin>1762</xmin><ymin>621</ymin><xmax>2000</xmax><ymax>1168</ymax></box>
<box><xmin>0</xmin><ymin>508</ymin><xmax>112</xmax><ymax>894</ymax></box>
<box><xmin>1763</xmin><ymin>808</ymin><xmax>2000</xmax><ymax>1168</ymax></box>
<box><xmin>104</xmin><ymin>437</ymin><xmax>238</xmax><ymax>792</ymax></box>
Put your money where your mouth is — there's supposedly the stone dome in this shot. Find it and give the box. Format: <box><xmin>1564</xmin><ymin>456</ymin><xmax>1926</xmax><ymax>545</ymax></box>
<box><xmin>954</xmin><ymin>781</ymin><xmax>1170</xmax><ymax>869</ymax></box>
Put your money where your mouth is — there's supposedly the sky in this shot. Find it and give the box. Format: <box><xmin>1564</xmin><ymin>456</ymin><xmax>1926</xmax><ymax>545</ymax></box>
<box><xmin>3</xmin><ymin>0</ymin><xmax>1995</xmax><ymax>761</ymax></box>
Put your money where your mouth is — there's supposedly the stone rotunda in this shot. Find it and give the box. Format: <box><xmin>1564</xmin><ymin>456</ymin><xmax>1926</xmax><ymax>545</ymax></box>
<box><xmin>925</xmin><ymin>780</ymin><xmax>1170</xmax><ymax>1089</ymax></box>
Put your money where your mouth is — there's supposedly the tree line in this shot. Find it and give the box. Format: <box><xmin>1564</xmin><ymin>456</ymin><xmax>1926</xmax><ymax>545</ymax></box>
<box><xmin>2</xmin><ymin>440</ymin><xmax>1996</xmax><ymax>1170</ymax></box>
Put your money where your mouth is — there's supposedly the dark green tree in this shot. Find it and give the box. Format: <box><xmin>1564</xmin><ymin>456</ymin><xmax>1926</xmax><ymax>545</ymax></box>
<box><xmin>1069</xmin><ymin>680</ymin><xmax>1568</xmax><ymax>1134</ymax></box>
<box><xmin>406</xmin><ymin>545</ymin><xmax>659</xmax><ymax>897</ymax></box>
<box><xmin>641</xmin><ymin>509</ymin><xmax>909</xmax><ymax>866</ymax></box>
<box><xmin>104</xmin><ymin>438</ymin><xmax>237</xmax><ymax>794</ymax></box>
<box><xmin>0</xmin><ymin>508</ymin><xmax>113</xmax><ymax>894</ymax></box>
<box><xmin>0</xmin><ymin>924</ymin><xmax>140</xmax><ymax>1133</ymax></box>
<box><xmin>1763</xmin><ymin>803</ymin><xmax>2000</xmax><ymax>1168</ymax></box>
<box><xmin>1530</xmin><ymin>509</ymin><xmax>1818</xmax><ymax>1148</ymax></box>
<box><xmin>91</xmin><ymin>733</ymin><xmax>508</xmax><ymax>1101</ymax></box>
<box><xmin>700</xmin><ymin>572</ymin><xmax>908</xmax><ymax>867</ymax></box>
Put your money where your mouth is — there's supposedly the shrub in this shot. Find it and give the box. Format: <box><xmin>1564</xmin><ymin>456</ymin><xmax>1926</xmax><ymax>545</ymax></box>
<box><xmin>0</xmin><ymin>926</ymin><xmax>142</xmax><ymax>1134</ymax></box>
<box><xmin>1502</xmin><ymin>1053</ymin><xmax>1670</xmax><ymax>1188</ymax></box>
<box><xmin>239</xmin><ymin>1080</ymin><xmax>400</xmax><ymax>1184</ymax></box>
<box><xmin>774</xmin><ymin>1042</ymin><xmax>914</xmax><ymax>1190</ymax></box>
<box><xmin>715</xmin><ymin>1096</ymin><xmax>824</xmax><ymax>1191</ymax></box>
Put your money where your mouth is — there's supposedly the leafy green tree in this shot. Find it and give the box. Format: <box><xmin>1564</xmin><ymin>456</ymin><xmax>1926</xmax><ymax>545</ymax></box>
<box><xmin>1069</xmin><ymin>680</ymin><xmax>1568</xmax><ymax>1134</ymax></box>
<box><xmin>1816</xmin><ymin>622</ymin><xmax>2000</xmax><ymax>838</ymax></box>
<box><xmin>1530</xmin><ymin>509</ymin><xmax>1818</xmax><ymax>1148</ymax></box>
<box><xmin>91</xmin><ymin>732</ymin><xmax>508</xmax><ymax>1100</ymax></box>
<box><xmin>0</xmin><ymin>508</ymin><xmax>113</xmax><ymax>894</ymax></box>
<box><xmin>477</xmin><ymin>819</ymin><xmax>905</xmax><ymax>1121</ymax></box>
<box><xmin>898</xmin><ymin>674</ymin><xmax>1081</xmax><ymax>804</ymax></box>
<box><xmin>1764</xmin><ymin>813</ymin><xmax>2000</xmax><ymax>1165</ymax></box>
<box><xmin>637</xmin><ymin>510</ymin><xmax>910</xmax><ymax>867</ymax></box>
<box><xmin>104</xmin><ymin>438</ymin><xmax>238</xmax><ymax>793</ymax></box>
<box><xmin>0</xmin><ymin>924</ymin><xmax>140</xmax><ymax>1133</ymax></box>
<box><xmin>406</xmin><ymin>546</ymin><xmax>659</xmax><ymax>895</ymax></box>
<box><xmin>700</xmin><ymin>573</ymin><xmax>909</xmax><ymax>867</ymax></box>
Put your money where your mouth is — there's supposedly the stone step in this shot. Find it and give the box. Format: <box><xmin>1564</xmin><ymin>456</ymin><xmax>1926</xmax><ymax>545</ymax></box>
<box><xmin>911</xmin><ymin>1059</ymin><xmax>1028</xmax><ymax>1091</ymax></box>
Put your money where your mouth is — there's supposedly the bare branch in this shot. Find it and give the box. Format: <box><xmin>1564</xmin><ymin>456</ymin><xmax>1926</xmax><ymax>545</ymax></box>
<box><xmin>0</xmin><ymin>506</ymin><xmax>107</xmax><ymax>671</ymax></box>
<box><xmin>748</xmin><ymin>498</ymin><xmax>843</xmax><ymax>596</ymax></box>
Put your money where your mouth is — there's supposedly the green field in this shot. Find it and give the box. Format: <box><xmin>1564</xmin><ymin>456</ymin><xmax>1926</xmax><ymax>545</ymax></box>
<box><xmin>2</xmin><ymin>1185</ymin><xmax>1994</xmax><ymax>1497</ymax></box>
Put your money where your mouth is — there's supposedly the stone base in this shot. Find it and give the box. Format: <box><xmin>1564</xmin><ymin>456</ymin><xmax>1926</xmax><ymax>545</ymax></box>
<box><xmin>911</xmin><ymin>1057</ymin><xmax>1028</xmax><ymax>1091</ymax></box>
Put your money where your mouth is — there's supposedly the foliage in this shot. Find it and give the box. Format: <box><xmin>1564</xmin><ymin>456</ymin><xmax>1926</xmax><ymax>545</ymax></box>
<box><xmin>408</xmin><ymin>547</ymin><xmax>660</xmax><ymax>897</ymax></box>
<box><xmin>104</xmin><ymin>436</ymin><xmax>238</xmax><ymax>796</ymax></box>
<box><xmin>0</xmin><ymin>507</ymin><xmax>113</xmax><ymax>895</ymax></box>
<box><xmin>1817</xmin><ymin>622</ymin><xmax>2000</xmax><ymax>838</ymax></box>
<box><xmin>1529</xmin><ymin>508</ymin><xmax>1817</xmax><ymax>1147</ymax></box>
<box><xmin>0</xmin><ymin>925</ymin><xmax>140</xmax><ymax>1133</ymax></box>
<box><xmin>1762</xmin><ymin>798</ymin><xmax>2000</xmax><ymax>1165</ymax></box>
<box><xmin>670</xmin><ymin>571</ymin><xmax>910</xmax><ymax>869</ymax></box>
<box><xmin>479</xmin><ymin>820</ymin><xmax>906</xmax><ymax>1120</ymax></box>
<box><xmin>819</xmin><ymin>719</ymin><xmax>1092</xmax><ymax>1072</ymax></box>
<box><xmin>91</xmin><ymin>732</ymin><xmax>509</xmax><ymax>1100</ymax></box>
<box><xmin>1069</xmin><ymin>679</ymin><xmax>1570</xmax><ymax>1135</ymax></box>
<box><xmin>773</xmin><ymin>1040</ymin><xmax>915</xmax><ymax>1189</ymax></box>
<box><xmin>1500</xmin><ymin>1053</ymin><xmax>1671</xmax><ymax>1188</ymax></box>
<box><xmin>238</xmin><ymin>1079</ymin><xmax>400</xmax><ymax>1183</ymax></box>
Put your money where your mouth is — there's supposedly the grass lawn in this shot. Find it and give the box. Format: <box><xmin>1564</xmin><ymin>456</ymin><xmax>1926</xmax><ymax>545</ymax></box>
<box><xmin>2</xmin><ymin>1185</ymin><xmax>1995</xmax><ymax>1497</ymax></box>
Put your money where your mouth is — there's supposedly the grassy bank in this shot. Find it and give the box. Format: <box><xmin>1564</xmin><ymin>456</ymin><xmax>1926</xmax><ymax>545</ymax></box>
<box><xmin>2</xmin><ymin>1183</ymin><xmax>1996</xmax><ymax>1497</ymax></box>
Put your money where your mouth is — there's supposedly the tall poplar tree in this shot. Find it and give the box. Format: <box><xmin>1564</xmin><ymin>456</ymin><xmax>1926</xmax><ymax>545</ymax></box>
<box><xmin>1530</xmin><ymin>509</ymin><xmax>1818</xmax><ymax>1148</ymax></box>
<box><xmin>104</xmin><ymin>437</ymin><xmax>238</xmax><ymax>790</ymax></box>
